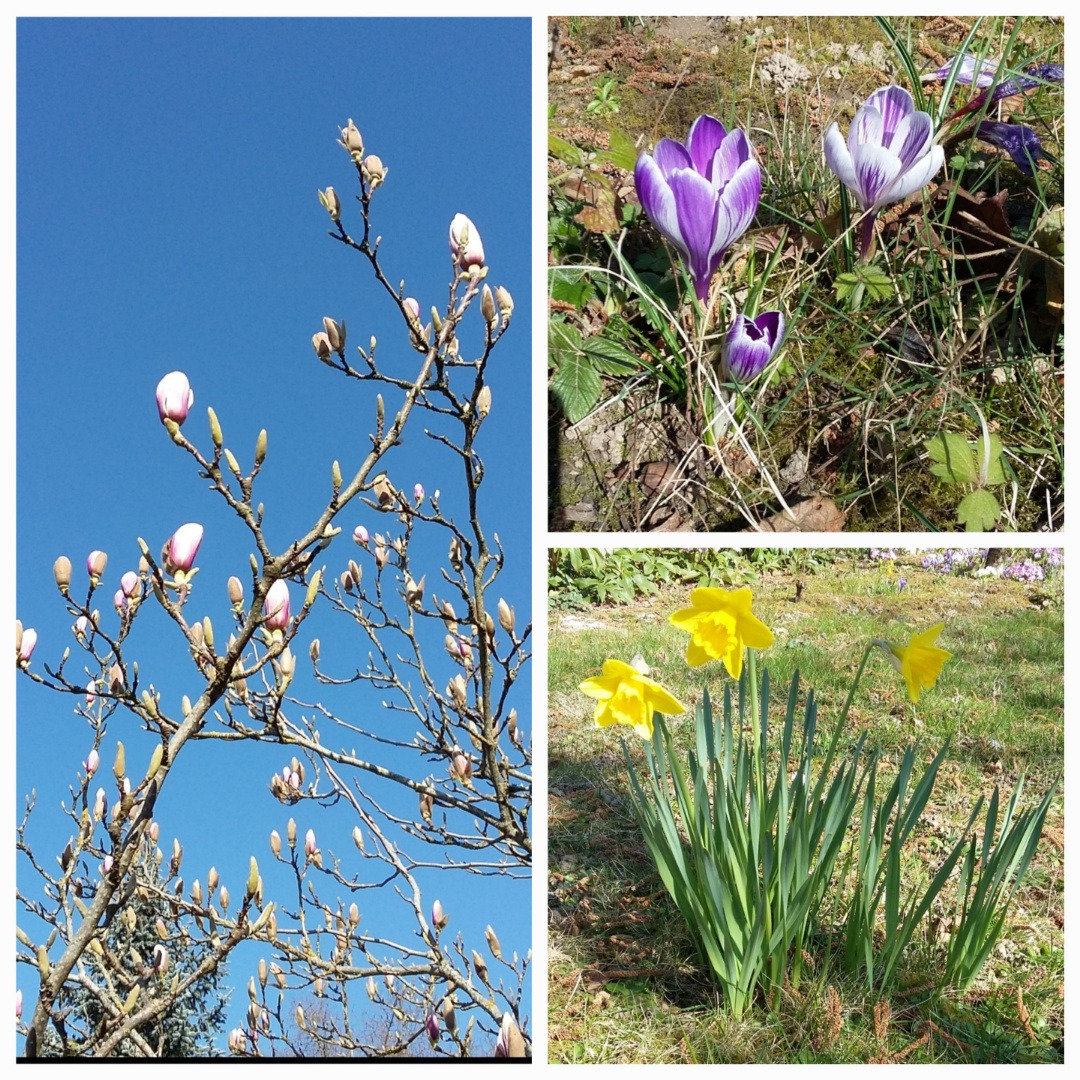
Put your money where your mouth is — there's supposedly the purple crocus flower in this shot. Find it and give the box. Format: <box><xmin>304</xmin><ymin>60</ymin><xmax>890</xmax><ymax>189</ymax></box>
<box><xmin>926</xmin><ymin>51</ymin><xmax>999</xmax><ymax>88</ymax></box>
<box><xmin>975</xmin><ymin>120</ymin><xmax>1044</xmax><ymax>175</ymax></box>
<box><xmin>721</xmin><ymin>311</ymin><xmax>786</xmax><ymax>383</ymax></box>
<box><xmin>948</xmin><ymin>63</ymin><xmax>1064</xmax><ymax>121</ymax></box>
<box><xmin>634</xmin><ymin>114</ymin><xmax>761</xmax><ymax>304</ymax></box>
<box><xmin>824</xmin><ymin>86</ymin><xmax>944</xmax><ymax>257</ymax></box>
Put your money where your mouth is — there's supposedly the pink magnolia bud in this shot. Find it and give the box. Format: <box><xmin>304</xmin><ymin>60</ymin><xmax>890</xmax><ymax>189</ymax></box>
<box><xmin>85</xmin><ymin>749</ymin><xmax>100</xmax><ymax>775</ymax></box>
<box><xmin>101</xmin><ymin>854</ymin><xmax>113</xmax><ymax>876</ymax></box>
<box><xmin>15</xmin><ymin>989</ymin><xmax>22</xmax><ymax>1021</ymax></box>
<box><xmin>353</xmin><ymin>525</ymin><xmax>370</xmax><ymax>547</ymax></box>
<box><xmin>74</xmin><ymin>615</ymin><xmax>91</xmax><ymax>640</ymax></box>
<box><xmin>155</xmin><ymin>371</ymin><xmax>194</xmax><ymax>426</ymax></box>
<box><xmin>403</xmin><ymin>297</ymin><xmax>421</xmax><ymax>322</ymax></box>
<box><xmin>17</xmin><ymin>627</ymin><xmax>37</xmax><ymax>666</ymax></box>
<box><xmin>449</xmin><ymin>213</ymin><xmax>485</xmax><ymax>270</ymax></box>
<box><xmin>413</xmin><ymin>483</ymin><xmax>425</xmax><ymax>504</ymax></box>
<box><xmin>85</xmin><ymin>681</ymin><xmax>98</xmax><ymax>708</ymax></box>
<box><xmin>113</xmin><ymin>590</ymin><xmax>126</xmax><ymax>613</ymax></box>
<box><xmin>165</xmin><ymin>523</ymin><xmax>204</xmax><ymax>575</ymax></box>
<box><xmin>264</xmin><ymin>580</ymin><xmax>291</xmax><ymax>631</ymax></box>
<box><xmin>87</xmin><ymin>550</ymin><xmax>108</xmax><ymax>581</ymax></box>
<box><xmin>495</xmin><ymin>1011</ymin><xmax>525</xmax><ymax>1058</ymax></box>
<box><xmin>121</xmin><ymin>571</ymin><xmax>139</xmax><ymax>597</ymax></box>
<box><xmin>431</xmin><ymin>899</ymin><xmax>446</xmax><ymax>932</ymax></box>
<box><xmin>304</xmin><ymin>828</ymin><xmax>317</xmax><ymax>857</ymax></box>
<box><xmin>426</xmin><ymin>1011</ymin><xmax>439</xmax><ymax>1047</ymax></box>
<box><xmin>93</xmin><ymin>788</ymin><xmax>107</xmax><ymax>820</ymax></box>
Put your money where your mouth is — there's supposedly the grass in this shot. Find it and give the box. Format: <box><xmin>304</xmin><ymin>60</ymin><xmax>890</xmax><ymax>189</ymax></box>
<box><xmin>548</xmin><ymin>16</ymin><xmax>1064</xmax><ymax>531</ymax></box>
<box><xmin>547</xmin><ymin>553</ymin><xmax>1063</xmax><ymax>1063</ymax></box>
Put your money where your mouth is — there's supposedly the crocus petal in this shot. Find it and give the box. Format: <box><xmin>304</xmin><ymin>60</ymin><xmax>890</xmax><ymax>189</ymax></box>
<box><xmin>976</xmin><ymin>121</ymin><xmax>1043</xmax><ymax>175</ymax></box>
<box><xmin>713</xmin><ymin>158</ymin><xmax>762</xmax><ymax>259</ymax></box>
<box><xmin>668</xmin><ymin>168</ymin><xmax>723</xmax><ymax>300</ymax></box>
<box><xmin>823</xmin><ymin>123</ymin><xmax>858</xmax><ymax>193</ymax></box>
<box><xmin>686</xmin><ymin>114</ymin><xmax>728</xmax><ymax>176</ymax></box>
<box><xmin>652</xmin><ymin>137</ymin><xmax>693</xmax><ymax>177</ymax></box>
<box><xmin>865</xmin><ymin>85</ymin><xmax>914</xmax><ymax>143</ymax></box>
<box><xmin>890</xmin><ymin>110</ymin><xmax>933</xmax><ymax>173</ymax></box>
<box><xmin>854</xmin><ymin>144</ymin><xmax>903</xmax><ymax>211</ymax></box>
<box><xmin>634</xmin><ymin>153</ymin><xmax>685</xmax><ymax>254</ymax></box>
<box><xmin>880</xmin><ymin>143</ymin><xmax>943</xmax><ymax>206</ymax></box>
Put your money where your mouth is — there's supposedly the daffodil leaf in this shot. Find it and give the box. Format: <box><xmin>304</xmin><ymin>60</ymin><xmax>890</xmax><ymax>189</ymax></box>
<box><xmin>550</xmin><ymin>351</ymin><xmax>601</xmax><ymax>424</ymax></box>
<box><xmin>926</xmin><ymin>432</ymin><xmax>979</xmax><ymax>485</ymax></box>
<box><xmin>956</xmin><ymin>489</ymin><xmax>1000</xmax><ymax>531</ymax></box>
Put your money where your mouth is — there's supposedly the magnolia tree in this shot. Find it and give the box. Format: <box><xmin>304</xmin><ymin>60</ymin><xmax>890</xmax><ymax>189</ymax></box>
<box><xmin>16</xmin><ymin>117</ymin><xmax>531</xmax><ymax>1058</ymax></box>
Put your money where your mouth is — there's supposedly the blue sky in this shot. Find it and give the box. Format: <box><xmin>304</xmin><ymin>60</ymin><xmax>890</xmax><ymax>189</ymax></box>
<box><xmin>16</xmin><ymin>17</ymin><xmax>532</xmax><ymax>1055</ymax></box>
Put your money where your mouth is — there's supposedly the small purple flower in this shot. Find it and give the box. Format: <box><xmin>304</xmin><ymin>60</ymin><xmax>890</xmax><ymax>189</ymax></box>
<box><xmin>975</xmin><ymin>121</ymin><xmax>1044</xmax><ymax>175</ymax></box>
<box><xmin>155</xmin><ymin>371</ymin><xmax>194</xmax><ymax>426</ymax></box>
<box><xmin>949</xmin><ymin>63</ymin><xmax>1064</xmax><ymax>121</ymax></box>
<box><xmin>927</xmin><ymin>52</ymin><xmax>999</xmax><ymax>88</ymax></box>
<box><xmin>824</xmin><ymin>86</ymin><xmax>944</xmax><ymax>257</ymax></box>
<box><xmin>897</xmin><ymin>577</ymin><xmax>907</xmax><ymax>592</ymax></box>
<box><xmin>634</xmin><ymin>114</ymin><xmax>761</xmax><ymax>303</ymax></box>
<box><xmin>721</xmin><ymin>311</ymin><xmax>786</xmax><ymax>382</ymax></box>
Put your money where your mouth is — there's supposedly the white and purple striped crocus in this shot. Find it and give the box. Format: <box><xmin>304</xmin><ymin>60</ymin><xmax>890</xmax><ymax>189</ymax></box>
<box><xmin>722</xmin><ymin>311</ymin><xmax>786</xmax><ymax>383</ymax></box>
<box><xmin>824</xmin><ymin>86</ymin><xmax>944</xmax><ymax>258</ymax></box>
<box><xmin>925</xmin><ymin>51</ymin><xmax>999</xmax><ymax>88</ymax></box>
<box><xmin>634</xmin><ymin>114</ymin><xmax>761</xmax><ymax>304</ymax></box>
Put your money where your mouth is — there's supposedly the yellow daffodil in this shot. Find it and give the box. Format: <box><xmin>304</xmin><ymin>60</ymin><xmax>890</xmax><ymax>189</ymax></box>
<box><xmin>874</xmin><ymin>623</ymin><xmax>952</xmax><ymax>703</ymax></box>
<box><xmin>668</xmin><ymin>586</ymin><xmax>774</xmax><ymax>679</ymax></box>
<box><xmin>579</xmin><ymin>659</ymin><xmax>687</xmax><ymax>740</ymax></box>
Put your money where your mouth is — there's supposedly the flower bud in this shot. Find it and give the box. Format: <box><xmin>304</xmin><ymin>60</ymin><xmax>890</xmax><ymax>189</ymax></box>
<box><xmin>323</xmin><ymin>317</ymin><xmax>346</xmax><ymax>354</ymax></box>
<box><xmin>419</xmin><ymin>791</ymin><xmax>434</xmax><ymax>824</ymax></box>
<box><xmin>312</xmin><ymin>331</ymin><xmax>332</xmax><ymax>360</ymax></box>
<box><xmin>93</xmin><ymin>787</ymin><xmax>106</xmax><ymax>821</ymax></box>
<box><xmin>366</xmin><ymin>976</ymin><xmax>377</xmax><ymax>1000</ymax></box>
<box><xmin>121</xmin><ymin>571</ymin><xmax>139</xmax><ymax>598</ymax></box>
<box><xmin>451</xmin><ymin>753</ymin><xmax>473</xmax><ymax>786</ymax></box>
<box><xmin>318</xmin><ymin>186</ymin><xmax>340</xmax><ymax>221</ymax></box>
<box><xmin>85</xmin><ymin>748</ymin><xmax>100</xmax><ymax>775</ymax></box>
<box><xmin>246</xmin><ymin>856</ymin><xmax>259</xmax><ymax>899</ymax></box>
<box><xmin>278</xmin><ymin>647</ymin><xmax>295</xmax><ymax>680</ymax></box>
<box><xmin>448</xmin><ymin>536</ymin><xmax>463</xmax><ymax>572</ymax></box>
<box><xmin>481</xmin><ymin>284</ymin><xmax>496</xmax><ymax>327</ymax></box>
<box><xmin>431</xmin><ymin>899</ymin><xmax>448</xmax><ymax>932</ymax></box>
<box><xmin>53</xmin><ymin>556</ymin><xmax>72</xmax><ymax>593</ymax></box>
<box><xmin>309</xmin><ymin>638</ymin><xmax>320</xmax><ymax>664</ymax></box>
<box><xmin>164</xmin><ymin>523</ymin><xmax>204</xmax><ymax>576</ymax></box>
<box><xmin>287</xmin><ymin>817</ymin><xmax>297</xmax><ymax>848</ymax></box>
<box><xmin>477</xmin><ymin>384</ymin><xmax>492</xmax><ymax>419</ymax></box>
<box><xmin>449</xmin><ymin>213</ymin><xmax>485</xmax><ymax>271</ymax></box>
<box><xmin>426</xmin><ymin>1011</ymin><xmax>439</xmax><ymax>1048</ymax></box>
<box><xmin>497</xmin><ymin>598</ymin><xmax>514</xmax><ymax>634</ymax></box>
<box><xmin>495</xmin><ymin>285</ymin><xmax>513</xmax><ymax>321</ymax></box>
<box><xmin>353</xmin><ymin>525</ymin><xmax>370</xmax><ymax>547</ymax></box>
<box><xmin>339</xmin><ymin>118</ymin><xmax>364</xmax><ymax>160</ymax></box>
<box><xmin>485</xmin><ymin>924</ymin><xmax>502</xmax><ymax>959</ymax></box>
<box><xmin>442</xmin><ymin>994</ymin><xmax>456</xmax><ymax>1033</ymax></box>
<box><xmin>448</xmin><ymin>673</ymin><xmax>467</xmax><ymax>710</ymax></box>
<box><xmin>362</xmin><ymin>154</ymin><xmax>387</xmax><ymax>189</ymax></box>
<box><xmin>219</xmin><ymin>885</ymin><xmax>230</xmax><ymax>911</ymax></box>
<box><xmin>155</xmin><ymin>371</ymin><xmax>194</xmax><ymax>426</ymax></box>
<box><xmin>403</xmin><ymin>296</ymin><xmax>421</xmax><ymax>323</ymax></box>
<box><xmin>352</xmin><ymin>825</ymin><xmax>364</xmax><ymax>851</ymax></box>
<box><xmin>405</xmin><ymin>575</ymin><xmax>425</xmax><ymax>610</ymax></box>
<box><xmin>113</xmin><ymin>590</ymin><xmax>126</xmax><ymax>614</ymax></box>
<box><xmin>372</xmin><ymin>473</ymin><xmax>394</xmax><ymax>506</ymax></box>
<box><xmin>85</xmin><ymin>680</ymin><xmax>98</xmax><ymax>708</ymax></box>
<box><xmin>495</xmin><ymin>1011</ymin><xmax>525</xmax><ymax>1057</ymax></box>
<box><xmin>108</xmin><ymin>663</ymin><xmax>124</xmax><ymax>693</ymax></box>
<box><xmin>472</xmin><ymin>948</ymin><xmax>489</xmax><ymax>985</ymax></box>
<box><xmin>348</xmin><ymin>902</ymin><xmax>360</xmax><ymax>928</ymax></box>
<box><xmin>264</xmin><ymin>579</ymin><xmax>291</xmax><ymax>631</ymax></box>
<box><xmin>304</xmin><ymin>828</ymin><xmax>317</xmax><ymax>858</ymax></box>
<box><xmin>17</xmin><ymin>627</ymin><xmax>37</xmax><ymax>666</ymax></box>
<box><xmin>227</xmin><ymin>576</ymin><xmax>244</xmax><ymax>608</ymax></box>
<box><xmin>87</xmin><ymin>550</ymin><xmax>108</xmax><ymax>582</ymax></box>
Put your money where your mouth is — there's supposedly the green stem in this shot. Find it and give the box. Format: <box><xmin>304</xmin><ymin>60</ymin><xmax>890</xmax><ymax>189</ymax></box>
<box><xmin>821</xmin><ymin>641</ymin><xmax>877</xmax><ymax>777</ymax></box>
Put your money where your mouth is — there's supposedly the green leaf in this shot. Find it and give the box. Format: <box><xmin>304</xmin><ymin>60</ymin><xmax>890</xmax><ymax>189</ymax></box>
<box><xmin>550</xmin><ymin>273</ymin><xmax>594</xmax><ymax>308</ymax></box>
<box><xmin>582</xmin><ymin>334</ymin><xmax>640</xmax><ymax>375</ymax></box>
<box><xmin>605</xmin><ymin>127</ymin><xmax>638</xmax><ymax>172</ymax></box>
<box><xmin>926</xmin><ymin>432</ymin><xmax>979</xmax><ymax>485</ymax></box>
<box><xmin>548</xmin><ymin>133</ymin><xmax>582</xmax><ymax>167</ymax></box>
<box><xmin>976</xmin><ymin>433</ymin><xmax>1006</xmax><ymax>486</ymax></box>
<box><xmin>550</xmin><ymin>351</ymin><xmax>601</xmax><ymax>424</ymax></box>
<box><xmin>833</xmin><ymin>272</ymin><xmax>860</xmax><ymax>304</ymax></box>
<box><xmin>858</xmin><ymin>264</ymin><xmax>893</xmax><ymax>301</ymax></box>
<box><xmin>957</xmin><ymin>489</ymin><xmax>1000</xmax><ymax>531</ymax></box>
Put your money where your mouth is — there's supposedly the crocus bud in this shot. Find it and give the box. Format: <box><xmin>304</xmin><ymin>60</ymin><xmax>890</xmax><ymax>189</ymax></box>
<box><xmin>318</xmin><ymin>186</ymin><xmax>340</xmax><ymax>221</ymax></box>
<box><xmin>431</xmin><ymin>899</ymin><xmax>448</xmax><ymax>932</ymax></box>
<box><xmin>155</xmin><ymin>371</ymin><xmax>194</xmax><ymax>426</ymax></box>
<box><xmin>53</xmin><ymin>556</ymin><xmax>72</xmax><ymax>593</ymax></box>
<box><xmin>495</xmin><ymin>285</ymin><xmax>513</xmax><ymax>321</ymax></box>
<box><xmin>353</xmin><ymin>525</ymin><xmax>370</xmax><ymax>547</ymax></box>
<box><xmin>449</xmin><ymin>213</ymin><xmax>485</xmax><ymax>271</ymax></box>
<box><xmin>323</xmin><ymin>317</ymin><xmax>346</xmax><ymax>354</ymax></box>
<box><xmin>227</xmin><ymin>576</ymin><xmax>244</xmax><ymax>608</ymax></box>
<box><xmin>721</xmin><ymin>311</ymin><xmax>787</xmax><ymax>384</ymax></box>
<box><xmin>87</xmin><ymin>550</ymin><xmax>108</xmax><ymax>582</ymax></box>
<box><xmin>477</xmin><ymin>385</ymin><xmax>492</xmax><ymax>420</ymax></box>
<box><xmin>426</xmin><ymin>1011</ymin><xmax>439</xmax><ymax>1048</ymax></box>
<box><xmin>121</xmin><ymin>571</ymin><xmax>139</xmax><ymax>598</ymax></box>
<box><xmin>17</xmin><ymin>627</ymin><xmax>37</xmax><ymax>666</ymax></box>
<box><xmin>164</xmin><ymin>523</ymin><xmax>204</xmax><ymax>576</ymax></box>
<box><xmin>312</xmin><ymin>331</ymin><xmax>332</xmax><ymax>360</ymax></box>
<box><xmin>264</xmin><ymin>580</ymin><xmax>291</xmax><ymax>631</ymax></box>
<box><xmin>304</xmin><ymin>828</ymin><xmax>317</xmax><ymax>858</ymax></box>
<box><xmin>339</xmin><ymin>118</ymin><xmax>364</xmax><ymax>160</ymax></box>
<box><xmin>481</xmin><ymin>284</ymin><xmax>497</xmax><ymax>328</ymax></box>
<box><xmin>485</xmin><ymin>924</ymin><xmax>502</xmax><ymax>959</ymax></box>
<box><xmin>362</xmin><ymin>154</ymin><xmax>387</xmax><ymax>189</ymax></box>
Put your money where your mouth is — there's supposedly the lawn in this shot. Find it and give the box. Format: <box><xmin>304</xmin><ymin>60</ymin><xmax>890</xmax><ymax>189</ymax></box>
<box><xmin>547</xmin><ymin>550</ymin><xmax>1063</xmax><ymax>1063</ymax></box>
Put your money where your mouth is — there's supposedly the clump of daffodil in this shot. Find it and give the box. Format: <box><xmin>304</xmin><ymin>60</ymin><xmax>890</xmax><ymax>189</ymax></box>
<box><xmin>669</xmin><ymin>586</ymin><xmax>774</xmax><ymax>678</ymax></box>
<box><xmin>873</xmin><ymin>623</ymin><xmax>952</xmax><ymax>703</ymax></box>
<box><xmin>579</xmin><ymin>659</ymin><xmax>687</xmax><ymax>740</ymax></box>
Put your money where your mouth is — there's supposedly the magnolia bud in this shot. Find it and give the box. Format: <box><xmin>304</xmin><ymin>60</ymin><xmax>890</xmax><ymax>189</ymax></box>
<box><xmin>227</xmin><ymin>576</ymin><xmax>244</xmax><ymax>607</ymax></box>
<box><xmin>495</xmin><ymin>285</ymin><xmax>513</xmax><ymax>321</ymax></box>
<box><xmin>269</xmin><ymin>830</ymin><xmax>281</xmax><ymax>858</ymax></box>
<box><xmin>442</xmin><ymin>994</ymin><xmax>457</xmax><ymax>1033</ymax></box>
<box><xmin>246</xmin><ymin>856</ymin><xmax>259</xmax><ymax>899</ymax></box>
<box><xmin>348</xmin><ymin>902</ymin><xmax>360</xmax><ymax>928</ymax></box>
<box><xmin>318</xmin><ymin>186</ymin><xmax>340</xmax><ymax>221</ymax></box>
<box><xmin>481</xmin><ymin>284</ymin><xmax>496</xmax><ymax>328</ymax></box>
<box><xmin>419</xmin><ymin>791</ymin><xmax>433</xmax><ymax>824</ymax></box>
<box><xmin>472</xmin><ymin>948</ymin><xmax>490</xmax><ymax>985</ymax></box>
<box><xmin>497</xmin><ymin>598</ymin><xmax>514</xmax><ymax>634</ymax></box>
<box><xmin>366</xmin><ymin>976</ymin><xmax>377</xmax><ymax>1000</ymax></box>
<box><xmin>287</xmin><ymin>817</ymin><xmax>297</xmax><ymax>848</ymax></box>
<box><xmin>323</xmin><ymin>317</ymin><xmax>346</xmax><ymax>353</ymax></box>
<box><xmin>485</xmin><ymin>924</ymin><xmax>502</xmax><ymax>959</ymax></box>
<box><xmin>477</xmin><ymin>384</ymin><xmax>492</xmax><ymax>419</ymax></box>
<box><xmin>87</xmin><ymin>550</ymin><xmax>108</xmax><ymax>581</ymax></box>
<box><xmin>362</xmin><ymin>154</ymin><xmax>387</xmax><ymax>189</ymax></box>
<box><xmin>405</xmin><ymin>575</ymin><xmax>425</xmax><ymax>610</ymax></box>
<box><xmin>339</xmin><ymin>118</ymin><xmax>363</xmax><ymax>160</ymax></box>
<box><xmin>448</xmin><ymin>536</ymin><xmax>463</xmax><ymax>572</ymax></box>
<box><xmin>53</xmin><ymin>556</ymin><xmax>72</xmax><ymax>593</ymax></box>
<box><xmin>312</xmin><ymin>331</ymin><xmax>332</xmax><ymax>360</ymax></box>
<box><xmin>352</xmin><ymin>825</ymin><xmax>364</xmax><ymax>851</ymax></box>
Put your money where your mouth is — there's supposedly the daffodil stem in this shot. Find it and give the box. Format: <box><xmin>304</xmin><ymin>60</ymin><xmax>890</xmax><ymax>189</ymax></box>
<box><xmin>821</xmin><ymin>641</ymin><xmax>877</xmax><ymax>777</ymax></box>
